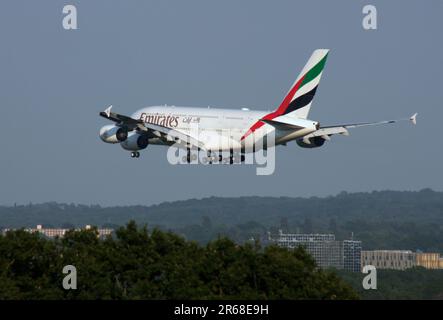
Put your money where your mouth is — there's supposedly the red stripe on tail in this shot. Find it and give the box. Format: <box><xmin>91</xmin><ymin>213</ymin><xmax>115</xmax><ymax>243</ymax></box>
<box><xmin>241</xmin><ymin>75</ymin><xmax>305</xmax><ymax>140</ymax></box>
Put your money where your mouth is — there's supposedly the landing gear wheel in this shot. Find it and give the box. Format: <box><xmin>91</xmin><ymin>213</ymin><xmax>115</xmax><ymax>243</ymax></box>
<box><xmin>229</xmin><ymin>149</ymin><xmax>234</xmax><ymax>165</ymax></box>
<box><xmin>135</xmin><ymin>152</ymin><xmax>140</xmax><ymax>158</ymax></box>
<box><xmin>131</xmin><ymin>152</ymin><xmax>140</xmax><ymax>158</ymax></box>
<box><xmin>186</xmin><ymin>148</ymin><xmax>191</xmax><ymax>163</ymax></box>
<box><xmin>182</xmin><ymin>155</ymin><xmax>191</xmax><ymax>163</ymax></box>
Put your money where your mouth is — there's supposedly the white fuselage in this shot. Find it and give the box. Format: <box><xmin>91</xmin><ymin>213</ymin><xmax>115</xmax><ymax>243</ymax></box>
<box><xmin>129</xmin><ymin>105</ymin><xmax>315</xmax><ymax>152</ymax></box>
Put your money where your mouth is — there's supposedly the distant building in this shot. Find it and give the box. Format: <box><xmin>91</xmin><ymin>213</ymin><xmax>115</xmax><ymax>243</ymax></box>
<box><xmin>362</xmin><ymin>250</ymin><xmax>443</xmax><ymax>270</ymax></box>
<box><xmin>361</xmin><ymin>250</ymin><xmax>416</xmax><ymax>270</ymax></box>
<box><xmin>343</xmin><ymin>240</ymin><xmax>362</xmax><ymax>272</ymax></box>
<box><xmin>2</xmin><ymin>225</ymin><xmax>113</xmax><ymax>239</ymax></box>
<box><xmin>269</xmin><ymin>231</ymin><xmax>361</xmax><ymax>272</ymax></box>
<box><xmin>416</xmin><ymin>252</ymin><xmax>443</xmax><ymax>269</ymax></box>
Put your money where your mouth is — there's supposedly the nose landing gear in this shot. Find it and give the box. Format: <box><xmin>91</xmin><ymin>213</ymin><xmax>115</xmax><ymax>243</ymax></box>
<box><xmin>131</xmin><ymin>151</ymin><xmax>140</xmax><ymax>158</ymax></box>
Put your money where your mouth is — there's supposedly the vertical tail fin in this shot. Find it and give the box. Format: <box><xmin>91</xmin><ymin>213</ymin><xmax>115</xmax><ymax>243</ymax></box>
<box><xmin>275</xmin><ymin>49</ymin><xmax>329</xmax><ymax>119</ymax></box>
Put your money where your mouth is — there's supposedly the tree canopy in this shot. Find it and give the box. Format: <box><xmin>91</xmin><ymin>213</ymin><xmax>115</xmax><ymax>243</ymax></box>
<box><xmin>0</xmin><ymin>221</ymin><xmax>357</xmax><ymax>300</ymax></box>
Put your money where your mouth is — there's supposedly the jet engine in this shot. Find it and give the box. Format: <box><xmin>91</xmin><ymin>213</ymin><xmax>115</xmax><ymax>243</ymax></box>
<box><xmin>296</xmin><ymin>136</ymin><xmax>326</xmax><ymax>148</ymax></box>
<box><xmin>120</xmin><ymin>132</ymin><xmax>150</xmax><ymax>151</ymax></box>
<box><xmin>99</xmin><ymin>125</ymin><xmax>128</xmax><ymax>143</ymax></box>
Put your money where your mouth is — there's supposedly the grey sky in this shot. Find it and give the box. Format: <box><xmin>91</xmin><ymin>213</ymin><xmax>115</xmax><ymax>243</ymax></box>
<box><xmin>0</xmin><ymin>1</ymin><xmax>441</xmax><ymax>206</ymax></box>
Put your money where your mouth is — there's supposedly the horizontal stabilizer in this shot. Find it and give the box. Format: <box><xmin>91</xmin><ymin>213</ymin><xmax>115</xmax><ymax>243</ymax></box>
<box><xmin>260</xmin><ymin>119</ymin><xmax>303</xmax><ymax>130</ymax></box>
<box><xmin>260</xmin><ymin>115</ymin><xmax>318</xmax><ymax>131</ymax></box>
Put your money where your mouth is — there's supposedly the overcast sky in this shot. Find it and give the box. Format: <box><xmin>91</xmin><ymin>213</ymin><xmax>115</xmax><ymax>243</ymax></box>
<box><xmin>0</xmin><ymin>1</ymin><xmax>441</xmax><ymax>206</ymax></box>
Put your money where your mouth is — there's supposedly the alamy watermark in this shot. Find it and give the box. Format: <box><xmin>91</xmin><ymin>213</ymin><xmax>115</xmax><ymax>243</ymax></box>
<box><xmin>62</xmin><ymin>5</ymin><xmax>78</xmax><ymax>30</ymax></box>
<box><xmin>62</xmin><ymin>265</ymin><xmax>77</xmax><ymax>290</ymax></box>
<box><xmin>362</xmin><ymin>265</ymin><xmax>377</xmax><ymax>290</ymax></box>
<box><xmin>362</xmin><ymin>5</ymin><xmax>377</xmax><ymax>30</ymax></box>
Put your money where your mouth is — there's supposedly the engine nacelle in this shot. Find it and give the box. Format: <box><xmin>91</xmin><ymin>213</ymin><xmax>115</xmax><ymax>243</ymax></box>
<box><xmin>296</xmin><ymin>136</ymin><xmax>326</xmax><ymax>148</ymax></box>
<box><xmin>120</xmin><ymin>133</ymin><xmax>150</xmax><ymax>151</ymax></box>
<box><xmin>99</xmin><ymin>125</ymin><xmax>128</xmax><ymax>143</ymax></box>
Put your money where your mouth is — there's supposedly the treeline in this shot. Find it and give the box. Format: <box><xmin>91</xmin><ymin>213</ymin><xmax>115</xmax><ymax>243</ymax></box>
<box><xmin>0</xmin><ymin>222</ymin><xmax>357</xmax><ymax>300</ymax></box>
<box><xmin>2</xmin><ymin>190</ymin><xmax>442</xmax><ymax>230</ymax></box>
<box><xmin>1</xmin><ymin>189</ymin><xmax>442</xmax><ymax>252</ymax></box>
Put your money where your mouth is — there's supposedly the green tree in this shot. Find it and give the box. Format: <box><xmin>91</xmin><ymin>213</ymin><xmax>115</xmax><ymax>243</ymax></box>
<box><xmin>0</xmin><ymin>222</ymin><xmax>358</xmax><ymax>300</ymax></box>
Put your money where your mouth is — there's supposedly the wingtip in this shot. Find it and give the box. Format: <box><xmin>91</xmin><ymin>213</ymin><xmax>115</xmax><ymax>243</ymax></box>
<box><xmin>410</xmin><ymin>113</ymin><xmax>418</xmax><ymax>125</ymax></box>
<box><xmin>104</xmin><ymin>105</ymin><xmax>112</xmax><ymax>118</ymax></box>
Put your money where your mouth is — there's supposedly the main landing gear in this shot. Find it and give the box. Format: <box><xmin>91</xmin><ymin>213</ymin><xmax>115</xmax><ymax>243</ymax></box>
<box><xmin>130</xmin><ymin>151</ymin><xmax>140</xmax><ymax>158</ymax></box>
<box><xmin>182</xmin><ymin>148</ymin><xmax>198</xmax><ymax>163</ymax></box>
<box><xmin>201</xmin><ymin>150</ymin><xmax>246</xmax><ymax>165</ymax></box>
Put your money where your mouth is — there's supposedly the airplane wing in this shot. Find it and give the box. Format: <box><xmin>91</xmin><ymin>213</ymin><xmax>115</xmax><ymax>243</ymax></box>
<box><xmin>140</xmin><ymin>121</ymin><xmax>207</xmax><ymax>150</ymax></box>
<box><xmin>99</xmin><ymin>105</ymin><xmax>142</xmax><ymax>129</ymax></box>
<box><xmin>99</xmin><ymin>106</ymin><xmax>206</xmax><ymax>150</ymax></box>
<box><xmin>303</xmin><ymin>113</ymin><xmax>417</xmax><ymax>141</ymax></box>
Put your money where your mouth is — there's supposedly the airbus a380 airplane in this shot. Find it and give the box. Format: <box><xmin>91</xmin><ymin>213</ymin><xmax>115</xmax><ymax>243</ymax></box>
<box><xmin>99</xmin><ymin>49</ymin><xmax>417</xmax><ymax>163</ymax></box>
